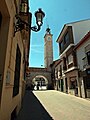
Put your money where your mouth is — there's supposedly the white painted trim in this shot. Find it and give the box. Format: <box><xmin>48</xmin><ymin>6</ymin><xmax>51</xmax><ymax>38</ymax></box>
<box><xmin>59</xmin><ymin>44</ymin><xmax>74</xmax><ymax>58</ymax></box>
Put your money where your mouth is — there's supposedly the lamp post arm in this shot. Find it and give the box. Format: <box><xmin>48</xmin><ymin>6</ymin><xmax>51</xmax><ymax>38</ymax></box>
<box><xmin>15</xmin><ymin>15</ymin><xmax>41</xmax><ymax>32</ymax></box>
<box><xmin>20</xmin><ymin>20</ymin><xmax>41</xmax><ymax>32</ymax></box>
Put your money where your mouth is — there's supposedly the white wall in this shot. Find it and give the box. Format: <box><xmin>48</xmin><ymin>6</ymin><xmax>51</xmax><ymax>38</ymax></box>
<box><xmin>69</xmin><ymin>20</ymin><xmax>90</xmax><ymax>45</ymax></box>
<box><xmin>76</xmin><ymin>38</ymin><xmax>90</xmax><ymax>70</ymax></box>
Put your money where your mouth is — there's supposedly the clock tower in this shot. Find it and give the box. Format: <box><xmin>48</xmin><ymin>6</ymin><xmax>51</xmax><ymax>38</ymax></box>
<box><xmin>44</xmin><ymin>27</ymin><xmax>53</xmax><ymax>70</ymax></box>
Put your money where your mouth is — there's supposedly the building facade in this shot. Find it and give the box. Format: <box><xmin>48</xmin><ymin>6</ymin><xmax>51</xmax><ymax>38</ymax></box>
<box><xmin>50</xmin><ymin>59</ymin><xmax>62</xmax><ymax>90</ymax></box>
<box><xmin>56</xmin><ymin>20</ymin><xmax>90</xmax><ymax>97</ymax></box>
<box><xmin>0</xmin><ymin>0</ymin><xmax>31</xmax><ymax>120</ymax></box>
<box><xmin>75</xmin><ymin>31</ymin><xmax>90</xmax><ymax>98</ymax></box>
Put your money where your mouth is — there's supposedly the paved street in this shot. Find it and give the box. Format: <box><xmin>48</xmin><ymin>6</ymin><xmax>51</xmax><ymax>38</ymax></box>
<box><xmin>16</xmin><ymin>90</ymin><xmax>90</xmax><ymax>120</ymax></box>
<box><xmin>33</xmin><ymin>90</ymin><xmax>90</xmax><ymax>120</ymax></box>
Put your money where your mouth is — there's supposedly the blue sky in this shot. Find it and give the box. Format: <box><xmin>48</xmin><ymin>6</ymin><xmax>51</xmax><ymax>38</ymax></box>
<box><xmin>29</xmin><ymin>0</ymin><xmax>90</xmax><ymax>67</ymax></box>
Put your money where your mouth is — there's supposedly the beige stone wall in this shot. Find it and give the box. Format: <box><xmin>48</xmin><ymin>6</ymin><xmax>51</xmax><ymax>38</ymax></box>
<box><xmin>0</xmin><ymin>0</ymin><xmax>27</xmax><ymax>120</ymax></box>
<box><xmin>0</xmin><ymin>33</ymin><xmax>24</xmax><ymax>120</ymax></box>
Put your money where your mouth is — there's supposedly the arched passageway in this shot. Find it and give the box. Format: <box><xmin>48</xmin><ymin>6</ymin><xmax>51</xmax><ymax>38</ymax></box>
<box><xmin>32</xmin><ymin>75</ymin><xmax>48</xmax><ymax>90</ymax></box>
<box><xmin>26</xmin><ymin>67</ymin><xmax>54</xmax><ymax>90</ymax></box>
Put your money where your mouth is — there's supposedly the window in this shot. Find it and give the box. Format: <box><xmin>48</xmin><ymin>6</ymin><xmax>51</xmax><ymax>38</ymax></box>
<box><xmin>59</xmin><ymin>65</ymin><xmax>62</xmax><ymax>76</ymax></box>
<box><xmin>86</xmin><ymin>77</ymin><xmax>90</xmax><ymax>89</ymax></box>
<box><xmin>61</xmin><ymin>41</ymin><xmax>63</xmax><ymax>49</ymax></box>
<box><xmin>0</xmin><ymin>12</ymin><xmax>2</xmax><ymax>28</ymax></box>
<box><xmin>55</xmin><ymin>69</ymin><xmax>58</xmax><ymax>79</ymax></box>
<box><xmin>86</xmin><ymin>51</ymin><xmax>90</xmax><ymax>65</ymax></box>
<box><xmin>59</xmin><ymin>40</ymin><xmax>63</xmax><ymax>52</ymax></box>
<box><xmin>67</xmin><ymin>54</ymin><xmax>73</xmax><ymax>64</ymax></box>
<box><xmin>59</xmin><ymin>43</ymin><xmax>61</xmax><ymax>54</ymax></box>
<box><xmin>6</xmin><ymin>70</ymin><xmax>11</xmax><ymax>84</ymax></box>
<box><xmin>0</xmin><ymin>74</ymin><xmax>2</xmax><ymax>100</ymax></box>
<box><xmin>64</xmin><ymin>32</ymin><xmax>69</xmax><ymax>44</ymax></box>
<box><xmin>86</xmin><ymin>68</ymin><xmax>90</xmax><ymax>75</ymax></box>
<box><xmin>63</xmin><ymin>57</ymin><xmax>67</xmax><ymax>70</ymax></box>
<box><xmin>13</xmin><ymin>45</ymin><xmax>21</xmax><ymax>97</ymax></box>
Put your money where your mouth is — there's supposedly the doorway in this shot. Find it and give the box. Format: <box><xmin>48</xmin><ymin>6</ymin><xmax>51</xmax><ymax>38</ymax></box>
<box><xmin>61</xmin><ymin>79</ymin><xmax>63</xmax><ymax>92</ymax></box>
<box><xmin>83</xmin><ymin>76</ymin><xmax>90</xmax><ymax>98</ymax></box>
<box><xmin>65</xmin><ymin>78</ymin><xmax>68</xmax><ymax>93</ymax></box>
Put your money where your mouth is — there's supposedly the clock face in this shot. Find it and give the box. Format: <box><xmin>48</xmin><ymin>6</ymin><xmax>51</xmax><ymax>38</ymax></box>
<box><xmin>48</xmin><ymin>36</ymin><xmax>51</xmax><ymax>40</ymax></box>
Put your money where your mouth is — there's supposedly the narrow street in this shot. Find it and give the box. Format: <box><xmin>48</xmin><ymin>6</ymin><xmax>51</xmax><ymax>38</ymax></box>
<box><xmin>16</xmin><ymin>90</ymin><xmax>90</xmax><ymax>120</ymax></box>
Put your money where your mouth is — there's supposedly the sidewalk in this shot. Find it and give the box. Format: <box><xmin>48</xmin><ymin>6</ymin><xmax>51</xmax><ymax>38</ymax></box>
<box><xmin>16</xmin><ymin>90</ymin><xmax>53</xmax><ymax>120</ymax></box>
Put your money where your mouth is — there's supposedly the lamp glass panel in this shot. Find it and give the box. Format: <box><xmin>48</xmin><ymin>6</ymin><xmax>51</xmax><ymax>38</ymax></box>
<box><xmin>21</xmin><ymin>3</ymin><xmax>27</xmax><ymax>13</ymax></box>
<box><xmin>36</xmin><ymin>13</ymin><xmax>42</xmax><ymax>25</ymax></box>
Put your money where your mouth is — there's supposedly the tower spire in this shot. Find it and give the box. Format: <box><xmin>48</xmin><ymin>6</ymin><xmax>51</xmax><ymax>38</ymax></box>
<box><xmin>46</xmin><ymin>27</ymin><xmax>51</xmax><ymax>34</ymax></box>
<box><xmin>46</xmin><ymin>18</ymin><xmax>51</xmax><ymax>34</ymax></box>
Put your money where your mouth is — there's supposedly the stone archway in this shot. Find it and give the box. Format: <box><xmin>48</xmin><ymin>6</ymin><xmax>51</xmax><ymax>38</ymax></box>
<box><xmin>26</xmin><ymin>67</ymin><xmax>54</xmax><ymax>90</ymax></box>
<box><xmin>32</xmin><ymin>75</ymin><xmax>48</xmax><ymax>85</ymax></box>
<box><xmin>32</xmin><ymin>75</ymin><xmax>48</xmax><ymax>90</ymax></box>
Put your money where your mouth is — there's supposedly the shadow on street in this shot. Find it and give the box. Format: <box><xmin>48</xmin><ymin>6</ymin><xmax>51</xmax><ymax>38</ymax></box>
<box><xmin>16</xmin><ymin>90</ymin><xmax>53</xmax><ymax>120</ymax></box>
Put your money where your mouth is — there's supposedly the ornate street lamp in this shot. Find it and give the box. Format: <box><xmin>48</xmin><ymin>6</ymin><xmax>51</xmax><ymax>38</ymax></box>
<box><xmin>14</xmin><ymin>8</ymin><xmax>45</xmax><ymax>33</ymax></box>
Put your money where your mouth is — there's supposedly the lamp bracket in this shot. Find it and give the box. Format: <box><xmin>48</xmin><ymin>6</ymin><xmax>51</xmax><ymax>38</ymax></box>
<box><xmin>14</xmin><ymin>14</ymin><xmax>41</xmax><ymax>33</ymax></box>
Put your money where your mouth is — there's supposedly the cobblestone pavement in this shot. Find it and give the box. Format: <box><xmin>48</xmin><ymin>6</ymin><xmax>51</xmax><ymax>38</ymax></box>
<box><xmin>33</xmin><ymin>90</ymin><xmax>90</xmax><ymax>120</ymax></box>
